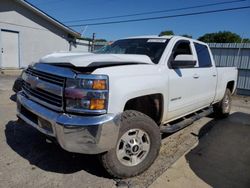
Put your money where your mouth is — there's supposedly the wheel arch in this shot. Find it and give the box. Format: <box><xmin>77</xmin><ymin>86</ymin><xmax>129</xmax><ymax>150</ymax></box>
<box><xmin>226</xmin><ymin>80</ymin><xmax>236</xmax><ymax>94</ymax></box>
<box><xmin>123</xmin><ymin>93</ymin><xmax>164</xmax><ymax>125</ymax></box>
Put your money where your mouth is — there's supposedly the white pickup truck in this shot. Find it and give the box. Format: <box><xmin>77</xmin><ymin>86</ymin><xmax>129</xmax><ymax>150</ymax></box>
<box><xmin>17</xmin><ymin>35</ymin><xmax>237</xmax><ymax>178</ymax></box>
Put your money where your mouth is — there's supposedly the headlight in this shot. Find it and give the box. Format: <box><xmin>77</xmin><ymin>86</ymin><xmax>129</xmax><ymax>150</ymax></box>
<box><xmin>65</xmin><ymin>75</ymin><xmax>108</xmax><ymax>114</ymax></box>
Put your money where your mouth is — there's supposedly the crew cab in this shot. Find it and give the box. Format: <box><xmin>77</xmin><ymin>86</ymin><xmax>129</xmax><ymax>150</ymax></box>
<box><xmin>16</xmin><ymin>35</ymin><xmax>238</xmax><ymax>178</ymax></box>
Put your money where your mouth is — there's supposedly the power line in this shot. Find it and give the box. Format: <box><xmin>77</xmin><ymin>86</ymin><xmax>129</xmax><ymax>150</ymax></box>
<box><xmin>68</xmin><ymin>6</ymin><xmax>250</xmax><ymax>27</ymax></box>
<box><xmin>34</xmin><ymin>0</ymin><xmax>67</xmax><ymax>5</ymax></box>
<box><xmin>64</xmin><ymin>0</ymin><xmax>246</xmax><ymax>23</ymax></box>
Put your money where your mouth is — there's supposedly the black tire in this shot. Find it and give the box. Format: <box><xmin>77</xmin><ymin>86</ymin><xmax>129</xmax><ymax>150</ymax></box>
<box><xmin>100</xmin><ymin>110</ymin><xmax>161</xmax><ymax>178</ymax></box>
<box><xmin>213</xmin><ymin>88</ymin><xmax>232</xmax><ymax>118</ymax></box>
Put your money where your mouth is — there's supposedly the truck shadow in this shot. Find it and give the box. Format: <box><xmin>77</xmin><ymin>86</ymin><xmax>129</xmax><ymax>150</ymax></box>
<box><xmin>185</xmin><ymin>112</ymin><xmax>250</xmax><ymax>188</ymax></box>
<box><xmin>4</xmin><ymin>120</ymin><xmax>111</xmax><ymax>178</ymax></box>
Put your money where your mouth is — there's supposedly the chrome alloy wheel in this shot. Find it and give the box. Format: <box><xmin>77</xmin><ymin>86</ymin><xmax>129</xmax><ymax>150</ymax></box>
<box><xmin>116</xmin><ymin>129</ymin><xmax>151</xmax><ymax>166</ymax></box>
<box><xmin>223</xmin><ymin>94</ymin><xmax>230</xmax><ymax>113</ymax></box>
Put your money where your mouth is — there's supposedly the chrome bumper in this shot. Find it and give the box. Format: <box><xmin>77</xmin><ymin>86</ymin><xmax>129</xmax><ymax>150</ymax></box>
<box><xmin>16</xmin><ymin>92</ymin><xmax>120</xmax><ymax>154</ymax></box>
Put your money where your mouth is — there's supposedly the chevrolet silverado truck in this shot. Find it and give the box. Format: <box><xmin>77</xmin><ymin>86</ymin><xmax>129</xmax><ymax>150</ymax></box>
<box><xmin>16</xmin><ymin>35</ymin><xmax>237</xmax><ymax>178</ymax></box>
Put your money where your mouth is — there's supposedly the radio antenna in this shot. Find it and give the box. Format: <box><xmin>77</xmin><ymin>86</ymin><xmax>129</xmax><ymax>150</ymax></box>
<box><xmin>80</xmin><ymin>25</ymin><xmax>88</xmax><ymax>36</ymax></box>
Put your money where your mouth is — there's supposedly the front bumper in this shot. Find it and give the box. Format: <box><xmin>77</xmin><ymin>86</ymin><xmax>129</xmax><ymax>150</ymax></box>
<box><xmin>16</xmin><ymin>92</ymin><xmax>120</xmax><ymax>154</ymax></box>
<box><xmin>12</xmin><ymin>76</ymin><xmax>23</xmax><ymax>93</ymax></box>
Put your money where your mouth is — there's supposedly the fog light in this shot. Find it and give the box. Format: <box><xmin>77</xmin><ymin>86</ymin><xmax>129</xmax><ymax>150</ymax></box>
<box><xmin>38</xmin><ymin>117</ymin><xmax>53</xmax><ymax>133</ymax></box>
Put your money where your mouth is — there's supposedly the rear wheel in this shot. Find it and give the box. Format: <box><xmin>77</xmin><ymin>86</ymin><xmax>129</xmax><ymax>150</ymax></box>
<box><xmin>213</xmin><ymin>89</ymin><xmax>232</xmax><ymax>118</ymax></box>
<box><xmin>100</xmin><ymin>110</ymin><xmax>161</xmax><ymax>178</ymax></box>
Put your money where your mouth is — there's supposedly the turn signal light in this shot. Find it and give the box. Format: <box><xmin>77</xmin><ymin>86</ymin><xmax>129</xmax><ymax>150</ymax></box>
<box><xmin>90</xmin><ymin>99</ymin><xmax>105</xmax><ymax>110</ymax></box>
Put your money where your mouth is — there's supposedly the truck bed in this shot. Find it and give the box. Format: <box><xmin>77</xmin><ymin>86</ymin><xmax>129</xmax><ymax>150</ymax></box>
<box><xmin>214</xmin><ymin>67</ymin><xmax>238</xmax><ymax>102</ymax></box>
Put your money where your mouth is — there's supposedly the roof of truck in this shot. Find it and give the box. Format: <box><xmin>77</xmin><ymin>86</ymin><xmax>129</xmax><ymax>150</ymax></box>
<box><xmin>126</xmin><ymin>35</ymin><xmax>173</xmax><ymax>39</ymax></box>
<box><xmin>122</xmin><ymin>35</ymin><xmax>208</xmax><ymax>47</ymax></box>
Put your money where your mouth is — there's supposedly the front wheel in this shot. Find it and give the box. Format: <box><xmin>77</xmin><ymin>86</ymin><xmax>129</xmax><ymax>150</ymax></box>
<box><xmin>100</xmin><ymin>110</ymin><xmax>161</xmax><ymax>178</ymax></box>
<box><xmin>213</xmin><ymin>88</ymin><xmax>232</xmax><ymax>118</ymax></box>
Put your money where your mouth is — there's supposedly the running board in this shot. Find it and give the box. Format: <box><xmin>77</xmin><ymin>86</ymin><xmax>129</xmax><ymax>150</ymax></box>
<box><xmin>160</xmin><ymin>107</ymin><xmax>213</xmax><ymax>134</ymax></box>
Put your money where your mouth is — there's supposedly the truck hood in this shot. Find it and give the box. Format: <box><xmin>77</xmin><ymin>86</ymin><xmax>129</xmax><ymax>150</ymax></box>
<box><xmin>40</xmin><ymin>52</ymin><xmax>154</xmax><ymax>67</ymax></box>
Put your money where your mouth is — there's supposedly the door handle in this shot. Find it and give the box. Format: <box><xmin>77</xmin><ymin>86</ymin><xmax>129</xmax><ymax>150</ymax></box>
<box><xmin>1</xmin><ymin>48</ymin><xmax>3</xmax><ymax>53</ymax></box>
<box><xmin>193</xmin><ymin>74</ymin><xmax>199</xmax><ymax>79</ymax></box>
<box><xmin>213</xmin><ymin>74</ymin><xmax>217</xmax><ymax>77</ymax></box>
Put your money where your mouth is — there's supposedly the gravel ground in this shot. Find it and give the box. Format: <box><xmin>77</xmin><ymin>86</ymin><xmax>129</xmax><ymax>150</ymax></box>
<box><xmin>0</xmin><ymin>75</ymin><xmax>249</xmax><ymax>188</ymax></box>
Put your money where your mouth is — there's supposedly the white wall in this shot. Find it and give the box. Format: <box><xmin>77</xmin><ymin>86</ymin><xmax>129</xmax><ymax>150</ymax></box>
<box><xmin>0</xmin><ymin>0</ymin><xmax>71</xmax><ymax>68</ymax></box>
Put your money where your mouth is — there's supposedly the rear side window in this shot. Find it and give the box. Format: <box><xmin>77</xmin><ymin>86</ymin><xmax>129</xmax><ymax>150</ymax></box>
<box><xmin>194</xmin><ymin>43</ymin><xmax>212</xmax><ymax>67</ymax></box>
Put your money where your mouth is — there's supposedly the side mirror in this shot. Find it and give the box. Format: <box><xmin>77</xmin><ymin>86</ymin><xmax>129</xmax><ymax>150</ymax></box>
<box><xmin>170</xmin><ymin>54</ymin><xmax>196</xmax><ymax>69</ymax></box>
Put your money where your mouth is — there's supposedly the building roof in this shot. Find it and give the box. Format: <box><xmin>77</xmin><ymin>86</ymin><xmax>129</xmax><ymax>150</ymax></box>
<box><xmin>16</xmin><ymin>0</ymin><xmax>80</xmax><ymax>38</ymax></box>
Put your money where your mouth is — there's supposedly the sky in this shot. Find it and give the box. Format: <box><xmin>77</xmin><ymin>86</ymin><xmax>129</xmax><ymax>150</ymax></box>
<box><xmin>26</xmin><ymin>0</ymin><xmax>250</xmax><ymax>41</ymax></box>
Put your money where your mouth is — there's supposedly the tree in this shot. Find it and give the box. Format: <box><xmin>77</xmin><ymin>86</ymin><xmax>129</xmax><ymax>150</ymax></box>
<box><xmin>78</xmin><ymin>37</ymin><xmax>107</xmax><ymax>42</ymax></box>
<box><xmin>95</xmin><ymin>39</ymin><xmax>107</xmax><ymax>42</ymax></box>
<box><xmin>159</xmin><ymin>30</ymin><xmax>193</xmax><ymax>38</ymax></box>
<box><xmin>243</xmin><ymin>38</ymin><xmax>250</xmax><ymax>43</ymax></box>
<box><xmin>182</xmin><ymin>34</ymin><xmax>192</xmax><ymax>38</ymax></box>
<box><xmin>159</xmin><ymin>30</ymin><xmax>174</xmax><ymax>36</ymax></box>
<box><xmin>78</xmin><ymin>37</ymin><xmax>92</xmax><ymax>41</ymax></box>
<box><xmin>198</xmin><ymin>31</ymin><xmax>242</xmax><ymax>43</ymax></box>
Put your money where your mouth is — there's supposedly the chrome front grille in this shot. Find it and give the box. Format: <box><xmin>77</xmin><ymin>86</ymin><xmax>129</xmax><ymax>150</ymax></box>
<box><xmin>26</xmin><ymin>67</ymin><xmax>64</xmax><ymax>86</ymax></box>
<box><xmin>22</xmin><ymin>67</ymin><xmax>65</xmax><ymax>111</ymax></box>
<box><xmin>23</xmin><ymin>82</ymin><xmax>63</xmax><ymax>107</ymax></box>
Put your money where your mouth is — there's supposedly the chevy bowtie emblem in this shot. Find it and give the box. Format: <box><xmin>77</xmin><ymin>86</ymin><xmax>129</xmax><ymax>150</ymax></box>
<box><xmin>29</xmin><ymin>76</ymin><xmax>39</xmax><ymax>89</ymax></box>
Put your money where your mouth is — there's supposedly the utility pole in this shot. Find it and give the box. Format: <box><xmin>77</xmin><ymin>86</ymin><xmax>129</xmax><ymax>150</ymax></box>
<box><xmin>91</xmin><ymin>32</ymin><xmax>96</xmax><ymax>52</ymax></box>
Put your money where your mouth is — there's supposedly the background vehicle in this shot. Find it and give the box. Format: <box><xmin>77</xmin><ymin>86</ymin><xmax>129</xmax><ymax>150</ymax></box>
<box><xmin>16</xmin><ymin>35</ymin><xmax>237</xmax><ymax>178</ymax></box>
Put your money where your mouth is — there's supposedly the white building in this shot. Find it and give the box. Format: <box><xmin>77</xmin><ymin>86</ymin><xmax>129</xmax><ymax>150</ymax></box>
<box><xmin>0</xmin><ymin>0</ymin><xmax>82</xmax><ymax>69</ymax></box>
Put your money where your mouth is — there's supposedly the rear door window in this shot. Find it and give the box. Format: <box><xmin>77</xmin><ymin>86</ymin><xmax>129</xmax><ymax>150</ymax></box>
<box><xmin>194</xmin><ymin>43</ymin><xmax>212</xmax><ymax>67</ymax></box>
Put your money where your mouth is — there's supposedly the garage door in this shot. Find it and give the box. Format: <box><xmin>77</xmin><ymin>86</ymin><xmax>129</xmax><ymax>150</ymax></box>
<box><xmin>1</xmin><ymin>30</ymin><xmax>19</xmax><ymax>68</ymax></box>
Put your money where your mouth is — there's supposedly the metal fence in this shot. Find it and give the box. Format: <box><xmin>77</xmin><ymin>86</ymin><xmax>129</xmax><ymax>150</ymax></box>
<box><xmin>208</xmin><ymin>43</ymin><xmax>250</xmax><ymax>96</ymax></box>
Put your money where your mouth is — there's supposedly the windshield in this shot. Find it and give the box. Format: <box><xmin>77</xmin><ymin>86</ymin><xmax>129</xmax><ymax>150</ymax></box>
<box><xmin>94</xmin><ymin>38</ymin><xmax>169</xmax><ymax>64</ymax></box>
